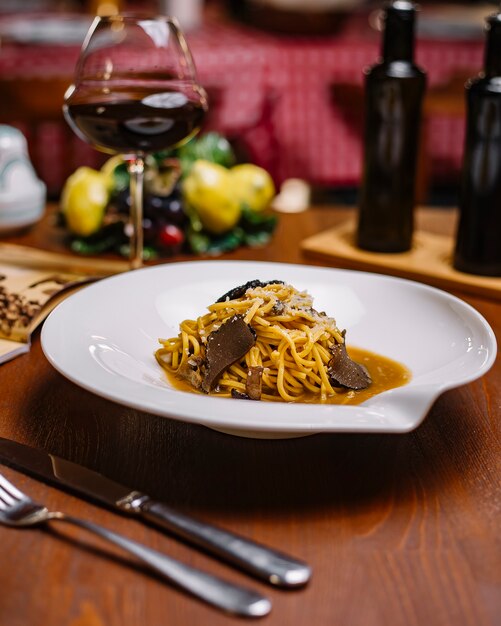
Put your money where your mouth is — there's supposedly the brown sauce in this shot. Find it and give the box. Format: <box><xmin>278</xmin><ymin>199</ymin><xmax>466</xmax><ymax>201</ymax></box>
<box><xmin>164</xmin><ymin>346</ymin><xmax>411</xmax><ymax>405</ymax></box>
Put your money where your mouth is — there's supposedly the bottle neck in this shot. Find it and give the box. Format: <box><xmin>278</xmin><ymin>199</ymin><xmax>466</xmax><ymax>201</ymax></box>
<box><xmin>382</xmin><ymin>1</ymin><xmax>417</xmax><ymax>64</ymax></box>
<box><xmin>485</xmin><ymin>14</ymin><xmax>501</xmax><ymax>77</ymax></box>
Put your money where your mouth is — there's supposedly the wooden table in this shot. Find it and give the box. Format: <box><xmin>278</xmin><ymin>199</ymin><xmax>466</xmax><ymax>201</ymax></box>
<box><xmin>0</xmin><ymin>205</ymin><xmax>499</xmax><ymax>626</ymax></box>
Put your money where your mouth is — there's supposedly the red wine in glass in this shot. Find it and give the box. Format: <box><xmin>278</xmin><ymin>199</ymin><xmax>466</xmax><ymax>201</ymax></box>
<box><xmin>65</xmin><ymin>89</ymin><xmax>206</xmax><ymax>154</ymax></box>
<box><xmin>63</xmin><ymin>15</ymin><xmax>207</xmax><ymax>268</ymax></box>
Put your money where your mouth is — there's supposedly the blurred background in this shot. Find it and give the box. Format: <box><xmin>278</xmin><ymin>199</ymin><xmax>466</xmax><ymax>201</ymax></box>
<box><xmin>0</xmin><ymin>0</ymin><xmax>496</xmax><ymax>205</ymax></box>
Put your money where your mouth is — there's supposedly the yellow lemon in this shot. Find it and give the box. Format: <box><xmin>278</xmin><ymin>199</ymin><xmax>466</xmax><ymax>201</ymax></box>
<box><xmin>100</xmin><ymin>155</ymin><xmax>124</xmax><ymax>177</ymax></box>
<box><xmin>230</xmin><ymin>164</ymin><xmax>275</xmax><ymax>212</ymax></box>
<box><xmin>183</xmin><ymin>160</ymin><xmax>241</xmax><ymax>235</ymax></box>
<box><xmin>100</xmin><ymin>155</ymin><xmax>127</xmax><ymax>191</ymax></box>
<box><xmin>100</xmin><ymin>154</ymin><xmax>129</xmax><ymax>192</ymax></box>
<box><xmin>61</xmin><ymin>167</ymin><xmax>109</xmax><ymax>237</ymax></box>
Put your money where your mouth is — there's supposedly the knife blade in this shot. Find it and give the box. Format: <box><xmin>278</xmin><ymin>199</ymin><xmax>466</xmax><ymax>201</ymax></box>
<box><xmin>0</xmin><ymin>437</ymin><xmax>311</xmax><ymax>587</ymax></box>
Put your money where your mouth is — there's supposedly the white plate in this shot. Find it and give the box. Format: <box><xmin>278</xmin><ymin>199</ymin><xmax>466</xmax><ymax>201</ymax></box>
<box><xmin>41</xmin><ymin>261</ymin><xmax>496</xmax><ymax>438</ymax></box>
<box><xmin>0</xmin><ymin>15</ymin><xmax>92</xmax><ymax>45</ymax></box>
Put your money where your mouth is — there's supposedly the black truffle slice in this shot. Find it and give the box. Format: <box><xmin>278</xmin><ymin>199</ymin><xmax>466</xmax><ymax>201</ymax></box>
<box><xmin>231</xmin><ymin>389</ymin><xmax>252</xmax><ymax>400</ymax></box>
<box><xmin>177</xmin><ymin>356</ymin><xmax>204</xmax><ymax>390</ymax></box>
<box><xmin>216</xmin><ymin>280</ymin><xmax>284</xmax><ymax>303</ymax></box>
<box><xmin>202</xmin><ymin>314</ymin><xmax>256</xmax><ymax>392</ymax></box>
<box><xmin>328</xmin><ymin>335</ymin><xmax>372</xmax><ymax>390</ymax></box>
<box><xmin>245</xmin><ymin>366</ymin><xmax>264</xmax><ymax>400</ymax></box>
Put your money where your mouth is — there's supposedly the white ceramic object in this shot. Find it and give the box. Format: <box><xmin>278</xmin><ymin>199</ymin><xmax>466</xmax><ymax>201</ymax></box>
<box><xmin>41</xmin><ymin>261</ymin><xmax>497</xmax><ymax>439</ymax></box>
<box><xmin>0</xmin><ymin>125</ymin><xmax>46</xmax><ymax>234</ymax></box>
<box><xmin>160</xmin><ymin>0</ymin><xmax>204</xmax><ymax>31</ymax></box>
<box><xmin>0</xmin><ymin>15</ymin><xmax>92</xmax><ymax>45</ymax></box>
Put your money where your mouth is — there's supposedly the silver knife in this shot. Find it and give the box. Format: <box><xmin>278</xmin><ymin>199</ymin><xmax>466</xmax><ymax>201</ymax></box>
<box><xmin>0</xmin><ymin>437</ymin><xmax>311</xmax><ymax>587</ymax></box>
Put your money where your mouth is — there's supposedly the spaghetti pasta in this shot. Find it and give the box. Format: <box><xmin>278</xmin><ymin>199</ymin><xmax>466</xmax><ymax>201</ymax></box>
<box><xmin>155</xmin><ymin>281</ymin><xmax>370</xmax><ymax>402</ymax></box>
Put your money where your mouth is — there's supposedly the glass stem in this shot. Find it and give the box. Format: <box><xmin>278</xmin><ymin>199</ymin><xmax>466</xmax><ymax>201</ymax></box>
<box><xmin>127</xmin><ymin>156</ymin><xmax>145</xmax><ymax>270</ymax></box>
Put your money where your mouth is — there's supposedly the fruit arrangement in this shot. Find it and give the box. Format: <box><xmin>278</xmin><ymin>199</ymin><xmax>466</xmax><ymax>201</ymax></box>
<box><xmin>59</xmin><ymin>133</ymin><xmax>278</xmax><ymax>259</ymax></box>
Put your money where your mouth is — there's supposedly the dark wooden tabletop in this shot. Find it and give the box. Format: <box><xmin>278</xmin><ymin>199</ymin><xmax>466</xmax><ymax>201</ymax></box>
<box><xmin>0</xmin><ymin>205</ymin><xmax>499</xmax><ymax>626</ymax></box>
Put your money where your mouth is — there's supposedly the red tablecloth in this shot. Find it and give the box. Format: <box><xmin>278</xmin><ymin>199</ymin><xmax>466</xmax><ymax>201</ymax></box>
<box><xmin>0</xmin><ymin>12</ymin><xmax>483</xmax><ymax>191</ymax></box>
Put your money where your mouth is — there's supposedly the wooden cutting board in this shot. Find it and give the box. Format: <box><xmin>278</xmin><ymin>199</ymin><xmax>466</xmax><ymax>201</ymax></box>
<box><xmin>0</xmin><ymin>263</ymin><xmax>101</xmax><ymax>364</ymax></box>
<box><xmin>301</xmin><ymin>219</ymin><xmax>501</xmax><ymax>301</ymax></box>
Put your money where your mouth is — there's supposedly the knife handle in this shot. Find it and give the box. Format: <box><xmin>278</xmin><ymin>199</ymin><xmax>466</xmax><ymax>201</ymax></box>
<box><xmin>139</xmin><ymin>499</ymin><xmax>311</xmax><ymax>588</ymax></box>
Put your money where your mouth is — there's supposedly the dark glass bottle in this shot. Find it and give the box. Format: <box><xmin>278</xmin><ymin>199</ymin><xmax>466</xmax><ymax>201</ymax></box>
<box><xmin>453</xmin><ymin>13</ymin><xmax>501</xmax><ymax>277</ymax></box>
<box><xmin>357</xmin><ymin>1</ymin><xmax>426</xmax><ymax>253</ymax></box>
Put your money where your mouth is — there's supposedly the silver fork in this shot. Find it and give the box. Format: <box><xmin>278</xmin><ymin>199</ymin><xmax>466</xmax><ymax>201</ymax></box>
<box><xmin>0</xmin><ymin>472</ymin><xmax>271</xmax><ymax>618</ymax></box>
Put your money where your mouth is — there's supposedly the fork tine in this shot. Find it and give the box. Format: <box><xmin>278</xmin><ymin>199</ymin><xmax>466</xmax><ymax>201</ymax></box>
<box><xmin>0</xmin><ymin>484</ymin><xmax>17</xmax><ymax>506</ymax></box>
<box><xmin>0</xmin><ymin>487</ymin><xmax>9</xmax><ymax>511</ymax></box>
<box><xmin>0</xmin><ymin>473</ymin><xmax>25</xmax><ymax>501</ymax></box>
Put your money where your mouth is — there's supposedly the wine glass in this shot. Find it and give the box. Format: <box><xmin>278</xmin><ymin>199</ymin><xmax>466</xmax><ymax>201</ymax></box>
<box><xmin>63</xmin><ymin>14</ymin><xmax>207</xmax><ymax>269</ymax></box>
